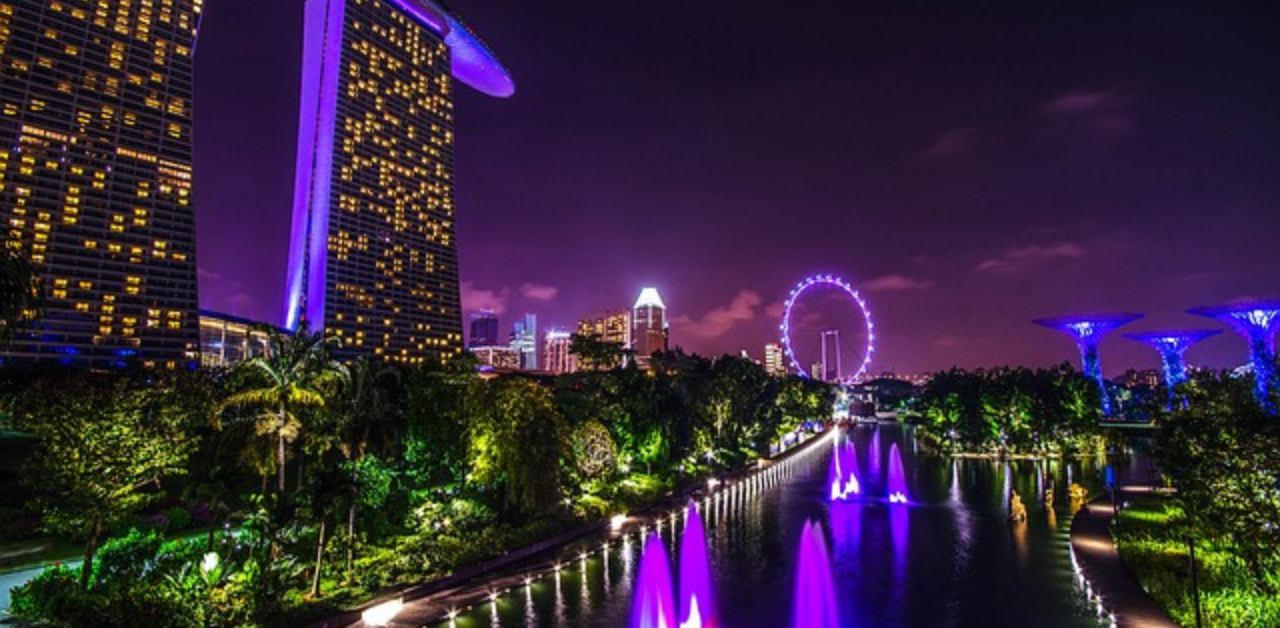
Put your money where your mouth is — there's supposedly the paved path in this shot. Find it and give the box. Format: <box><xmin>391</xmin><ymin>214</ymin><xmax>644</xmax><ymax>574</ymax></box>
<box><xmin>1070</xmin><ymin>488</ymin><xmax>1179</xmax><ymax>628</ymax></box>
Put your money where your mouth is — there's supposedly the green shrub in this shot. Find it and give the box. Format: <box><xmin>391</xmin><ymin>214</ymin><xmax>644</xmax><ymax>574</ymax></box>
<box><xmin>164</xmin><ymin>506</ymin><xmax>194</xmax><ymax>532</ymax></box>
<box><xmin>93</xmin><ymin>528</ymin><xmax>163</xmax><ymax>585</ymax></box>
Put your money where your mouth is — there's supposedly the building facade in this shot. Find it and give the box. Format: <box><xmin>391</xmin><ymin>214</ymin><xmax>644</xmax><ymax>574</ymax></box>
<box><xmin>468</xmin><ymin>309</ymin><xmax>498</xmax><ymax>348</ymax></box>
<box><xmin>510</xmin><ymin>312</ymin><xmax>536</xmax><ymax>370</ymax></box>
<box><xmin>543</xmin><ymin>328</ymin><xmax>575</xmax><ymax>374</ymax></box>
<box><xmin>632</xmin><ymin>287</ymin><xmax>668</xmax><ymax>367</ymax></box>
<box><xmin>199</xmin><ymin>310</ymin><xmax>276</xmax><ymax>369</ymax></box>
<box><xmin>0</xmin><ymin>0</ymin><xmax>203</xmax><ymax>367</ymax></box>
<box><xmin>576</xmin><ymin>310</ymin><xmax>631</xmax><ymax>348</ymax></box>
<box><xmin>283</xmin><ymin>0</ymin><xmax>512</xmax><ymax>364</ymax></box>
<box><xmin>764</xmin><ymin>342</ymin><xmax>786</xmax><ymax>377</ymax></box>
<box><xmin>472</xmin><ymin>344</ymin><xmax>519</xmax><ymax>370</ymax></box>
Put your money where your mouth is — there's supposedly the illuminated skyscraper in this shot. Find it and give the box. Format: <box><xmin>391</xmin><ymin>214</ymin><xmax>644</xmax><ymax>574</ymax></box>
<box><xmin>0</xmin><ymin>0</ymin><xmax>203</xmax><ymax>367</ymax></box>
<box><xmin>284</xmin><ymin>0</ymin><xmax>513</xmax><ymax>363</ymax></box>
<box><xmin>543</xmin><ymin>328</ymin><xmax>576</xmax><ymax>374</ymax></box>
<box><xmin>510</xmin><ymin>312</ymin><xmax>536</xmax><ymax>370</ymax></box>
<box><xmin>764</xmin><ymin>342</ymin><xmax>786</xmax><ymax>377</ymax></box>
<box><xmin>577</xmin><ymin>310</ymin><xmax>631</xmax><ymax>347</ymax></box>
<box><xmin>632</xmin><ymin>287</ymin><xmax>668</xmax><ymax>367</ymax></box>
<box><xmin>468</xmin><ymin>309</ymin><xmax>498</xmax><ymax>348</ymax></box>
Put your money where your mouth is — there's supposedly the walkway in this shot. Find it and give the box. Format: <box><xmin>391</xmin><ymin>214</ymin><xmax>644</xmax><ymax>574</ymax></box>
<box><xmin>1069</xmin><ymin>487</ymin><xmax>1179</xmax><ymax>628</ymax></box>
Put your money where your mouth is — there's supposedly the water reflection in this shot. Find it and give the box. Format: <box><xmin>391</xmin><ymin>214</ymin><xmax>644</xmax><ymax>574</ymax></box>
<box><xmin>435</xmin><ymin>425</ymin><xmax>1139</xmax><ymax>628</ymax></box>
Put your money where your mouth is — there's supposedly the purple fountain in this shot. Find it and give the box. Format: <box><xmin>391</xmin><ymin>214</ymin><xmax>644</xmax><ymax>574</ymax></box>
<box><xmin>868</xmin><ymin>427</ymin><xmax>882</xmax><ymax>477</ymax></box>
<box><xmin>630</xmin><ymin>534</ymin><xmax>676</xmax><ymax>628</ymax></box>
<box><xmin>679</xmin><ymin>501</ymin><xmax>718</xmax><ymax>628</ymax></box>
<box><xmin>829</xmin><ymin>440</ymin><xmax>861</xmax><ymax>501</ymax></box>
<box><xmin>792</xmin><ymin>521</ymin><xmax>839</xmax><ymax>628</ymax></box>
<box><xmin>887</xmin><ymin>442</ymin><xmax>908</xmax><ymax>504</ymax></box>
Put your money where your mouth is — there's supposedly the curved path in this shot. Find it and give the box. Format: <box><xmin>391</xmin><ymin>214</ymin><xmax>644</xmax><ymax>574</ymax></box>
<box><xmin>1069</xmin><ymin>488</ymin><xmax>1178</xmax><ymax>628</ymax></box>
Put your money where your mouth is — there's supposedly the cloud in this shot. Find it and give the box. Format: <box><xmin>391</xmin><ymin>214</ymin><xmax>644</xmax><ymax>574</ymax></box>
<box><xmin>863</xmin><ymin>273</ymin><xmax>933</xmax><ymax>292</ymax></box>
<box><xmin>671</xmin><ymin>290</ymin><xmax>763</xmax><ymax>339</ymax></box>
<box><xmin>1039</xmin><ymin>88</ymin><xmax>1133</xmax><ymax>138</ymax></box>
<box><xmin>520</xmin><ymin>282</ymin><xmax>559</xmax><ymax>301</ymax></box>
<box><xmin>460</xmin><ymin>281</ymin><xmax>510</xmax><ymax>315</ymax></box>
<box><xmin>764</xmin><ymin>301</ymin><xmax>786</xmax><ymax>320</ymax></box>
<box><xmin>921</xmin><ymin>127</ymin><xmax>978</xmax><ymax>158</ymax></box>
<box><xmin>975</xmin><ymin>242</ymin><xmax>1086</xmax><ymax>273</ymax></box>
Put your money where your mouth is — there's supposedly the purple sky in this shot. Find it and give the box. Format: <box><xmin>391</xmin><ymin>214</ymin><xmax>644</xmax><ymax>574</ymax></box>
<box><xmin>194</xmin><ymin>0</ymin><xmax>1280</xmax><ymax>376</ymax></box>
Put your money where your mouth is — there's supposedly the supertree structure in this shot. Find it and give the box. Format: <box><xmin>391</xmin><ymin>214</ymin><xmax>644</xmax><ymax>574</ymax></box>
<box><xmin>1033</xmin><ymin>313</ymin><xmax>1144</xmax><ymax>416</ymax></box>
<box><xmin>1123</xmin><ymin>329</ymin><xmax>1221</xmax><ymax>409</ymax></box>
<box><xmin>1188</xmin><ymin>301</ymin><xmax>1280</xmax><ymax>412</ymax></box>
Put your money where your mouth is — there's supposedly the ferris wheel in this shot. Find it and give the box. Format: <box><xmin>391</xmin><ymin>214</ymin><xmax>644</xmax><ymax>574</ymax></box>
<box><xmin>779</xmin><ymin>275</ymin><xmax>876</xmax><ymax>384</ymax></box>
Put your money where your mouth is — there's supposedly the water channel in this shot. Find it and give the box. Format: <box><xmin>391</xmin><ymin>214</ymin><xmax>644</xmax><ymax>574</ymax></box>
<box><xmin>434</xmin><ymin>424</ymin><xmax>1155</xmax><ymax>628</ymax></box>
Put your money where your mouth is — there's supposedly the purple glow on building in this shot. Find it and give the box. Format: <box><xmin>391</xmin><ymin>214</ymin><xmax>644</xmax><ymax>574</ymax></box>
<box><xmin>285</xmin><ymin>0</ymin><xmax>346</xmax><ymax>331</ymax></box>
<box><xmin>1189</xmin><ymin>301</ymin><xmax>1280</xmax><ymax>411</ymax></box>
<box><xmin>1124</xmin><ymin>329</ymin><xmax>1221</xmax><ymax>409</ymax></box>
<box><xmin>1033</xmin><ymin>312</ymin><xmax>1144</xmax><ymax>416</ymax></box>
<box><xmin>792</xmin><ymin>521</ymin><xmax>839</xmax><ymax>628</ymax></box>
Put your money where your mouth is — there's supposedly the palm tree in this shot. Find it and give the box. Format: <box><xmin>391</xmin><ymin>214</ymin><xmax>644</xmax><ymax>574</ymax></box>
<box><xmin>222</xmin><ymin>325</ymin><xmax>347</xmax><ymax>494</ymax></box>
<box><xmin>0</xmin><ymin>244</ymin><xmax>42</xmax><ymax>347</ymax></box>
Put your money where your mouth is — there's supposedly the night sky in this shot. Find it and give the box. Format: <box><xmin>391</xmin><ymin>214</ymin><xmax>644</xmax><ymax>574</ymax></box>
<box><xmin>194</xmin><ymin>0</ymin><xmax>1280</xmax><ymax>375</ymax></box>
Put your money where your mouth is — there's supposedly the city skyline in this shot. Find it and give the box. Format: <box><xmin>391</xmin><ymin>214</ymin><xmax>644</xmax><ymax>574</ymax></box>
<box><xmin>194</xmin><ymin>0</ymin><xmax>1280</xmax><ymax>375</ymax></box>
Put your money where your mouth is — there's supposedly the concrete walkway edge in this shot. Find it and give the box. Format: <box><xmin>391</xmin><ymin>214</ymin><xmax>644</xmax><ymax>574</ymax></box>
<box><xmin>1069</xmin><ymin>493</ymin><xmax>1180</xmax><ymax>628</ymax></box>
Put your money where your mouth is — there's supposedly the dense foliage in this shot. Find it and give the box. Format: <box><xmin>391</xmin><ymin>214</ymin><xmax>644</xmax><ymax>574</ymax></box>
<box><xmin>1138</xmin><ymin>370</ymin><xmax>1280</xmax><ymax>607</ymax></box>
<box><xmin>3</xmin><ymin>336</ymin><xmax>834</xmax><ymax>627</ymax></box>
<box><xmin>908</xmin><ymin>365</ymin><xmax>1107</xmax><ymax>455</ymax></box>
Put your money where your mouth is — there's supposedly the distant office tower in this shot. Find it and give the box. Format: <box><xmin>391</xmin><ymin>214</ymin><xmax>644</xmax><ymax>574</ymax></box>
<box><xmin>632</xmin><ymin>287</ymin><xmax>668</xmax><ymax>367</ymax></box>
<box><xmin>510</xmin><ymin>313</ymin><xmax>537</xmax><ymax>370</ymax></box>
<box><xmin>284</xmin><ymin>0</ymin><xmax>513</xmax><ymax>363</ymax></box>
<box><xmin>543</xmin><ymin>329</ymin><xmax>576</xmax><ymax>374</ymax></box>
<box><xmin>0</xmin><ymin>0</ymin><xmax>203</xmax><ymax>367</ymax></box>
<box><xmin>468</xmin><ymin>309</ymin><xmax>499</xmax><ymax>348</ymax></box>
<box><xmin>199</xmin><ymin>311</ymin><xmax>276</xmax><ymax>369</ymax></box>
<box><xmin>764</xmin><ymin>343</ymin><xmax>786</xmax><ymax>377</ymax></box>
<box><xmin>577</xmin><ymin>310</ymin><xmax>632</xmax><ymax>347</ymax></box>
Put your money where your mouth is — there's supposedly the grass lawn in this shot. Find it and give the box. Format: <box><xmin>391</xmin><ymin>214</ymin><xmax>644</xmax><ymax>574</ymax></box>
<box><xmin>1115</xmin><ymin>494</ymin><xmax>1280</xmax><ymax>628</ymax></box>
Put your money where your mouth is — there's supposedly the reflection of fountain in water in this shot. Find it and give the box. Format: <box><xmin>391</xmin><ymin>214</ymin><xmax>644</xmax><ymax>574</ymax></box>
<box><xmin>887</xmin><ymin>443</ymin><xmax>909</xmax><ymax>503</ymax></box>
<box><xmin>792</xmin><ymin>521</ymin><xmax>839</xmax><ymax>628</ymax></box>
<box><xmin>829</xmin><ymin>439</ymin><xmax>861</xmax><ymax>501</ymax></box>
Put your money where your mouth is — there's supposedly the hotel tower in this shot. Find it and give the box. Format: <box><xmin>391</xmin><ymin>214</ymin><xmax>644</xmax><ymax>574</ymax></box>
<box><xmin>284</xmin><ymin>0</ymin><xmax>513</xmax><ymax>363</ymax></box>
<box><xmin>0</xmin><ymin>0</ymin><xmax>203</xmax><ymax>367</ymax></box>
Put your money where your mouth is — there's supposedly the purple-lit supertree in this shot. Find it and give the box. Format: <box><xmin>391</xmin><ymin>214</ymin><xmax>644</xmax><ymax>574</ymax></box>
<box><xmin>1033</xmin><ymin>313</ymin><xmax>1144</xmax><ymax>416</ymax></box>
<box><xmin>1188</xmin><ymin>301</ymin><xmax>1280</xmax><ymax>412</ymax></box>
<box><xmin>1123</xmin><ymin>330</ymin><xmax>1221</xmax><ymax>410</ymax></box>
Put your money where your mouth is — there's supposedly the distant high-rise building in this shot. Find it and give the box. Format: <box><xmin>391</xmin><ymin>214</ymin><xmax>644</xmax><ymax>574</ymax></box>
<box><xmin>577</xmin><ymin>310</ymin><xmax>632</xmax><ymax>347</ymax></box>
<box><xmin>543</xmin><ymin>329</ymin><xmax>576</xmax><ymax>374</ymax></box>
<box><xmin>283</xmin><ymin>0</ymin><xmax>514</xmax><ymax>363</ymax></box>
<box><xmin>0</xmin><ymin>0</ymin><xmax>204</xmax><ymax>367</ymax></box>
<box><xmin>510</xmin><ymin>313</ymin><xmax>537</xmax><ymax>370</ymax></box>
<box><xmin>468</xmin><ymin>310</ymin><xmax>499</xmax><ymax>348</ymax></box>
<box><xmin>764</xmin><ymin>342</ymin><xmax>787</xmax><ymax>377</ymax></box>
<box><xmin>632</xmin><ymin>287</ymin><xmax>668</xmax><ymax>367</ymax></box>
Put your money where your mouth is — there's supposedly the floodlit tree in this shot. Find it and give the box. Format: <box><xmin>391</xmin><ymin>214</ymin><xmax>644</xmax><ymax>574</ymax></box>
<box><xmin>17</xmin><ymin>376</ymin><xmax>195</xmax><ymax>589</ymax></box>
<box><xmin>222</xmin><ymin>325</ymin><xmax>347</xmax><ymax>494</ymax></box>
<box><xmin>467</xmin><ymin>377</ymin><xmax>570</xmax><ymax>514</ymax></box>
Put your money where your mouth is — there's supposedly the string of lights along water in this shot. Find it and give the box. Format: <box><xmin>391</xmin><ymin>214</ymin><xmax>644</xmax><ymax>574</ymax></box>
<box><xmin>435</xmin><ymin>425</ymin><xmax>1147</xmax><ymax>628</ymax></box>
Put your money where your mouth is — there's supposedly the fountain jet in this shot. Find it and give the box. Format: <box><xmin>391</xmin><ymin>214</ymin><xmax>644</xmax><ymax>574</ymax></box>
<box><xmin>829</xmin><ymin>439</ymin><xmax>861</xmax><ymax>501</ymax></box>
<box><xmin>679</xmin><ymin>500</ymin><xmax>718</xmax><ymax>628</ymax></box>
<box><xmin>888</xmin><ymin>442</ymin><xmax>908</xmax><ymax>504</ymax></box>
<box><xmin>630</xmin><ymin>534</ymin><xmax>676</xmax><ymax>628</ymax></box>
<box><xmin>792</xmin><ymin>521</ymin><xmax>839</xmax><ymax>628</ymax></box>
